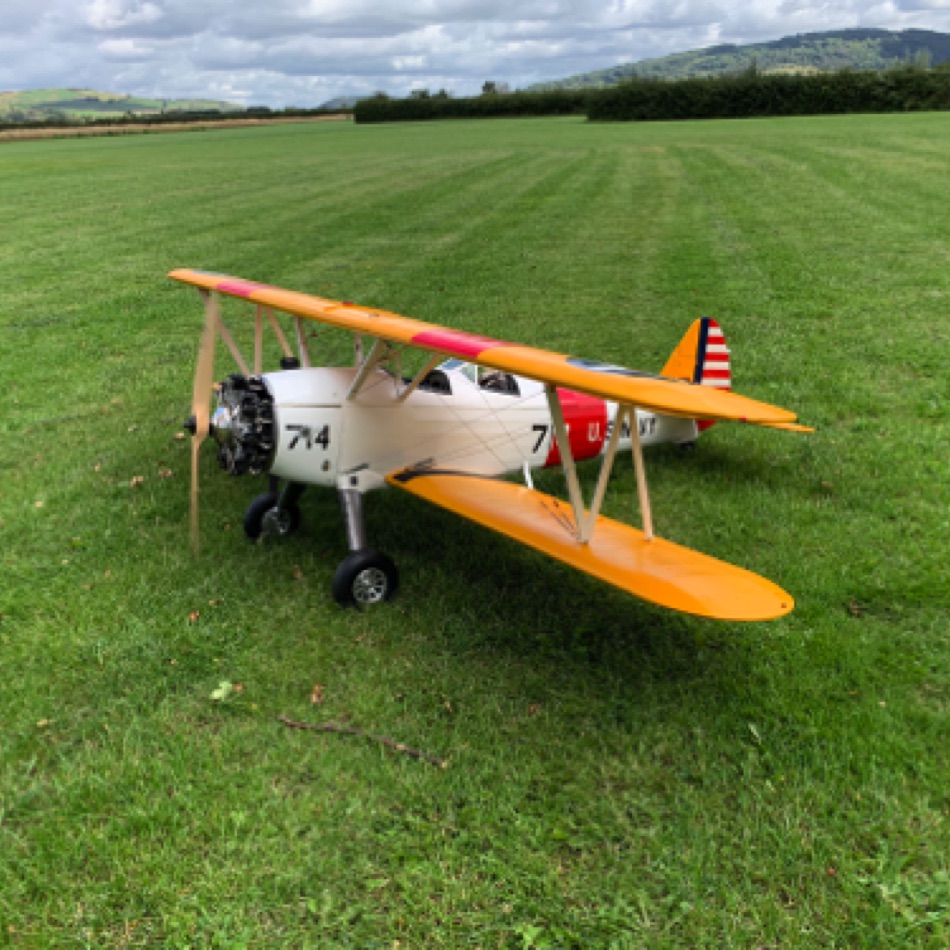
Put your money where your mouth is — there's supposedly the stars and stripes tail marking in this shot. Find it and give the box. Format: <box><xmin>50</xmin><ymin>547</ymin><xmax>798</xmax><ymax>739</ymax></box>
<box><xmin>694</xmin><ymin>317</ymin><xmax>731</xmax><ymax>432</ymax></box>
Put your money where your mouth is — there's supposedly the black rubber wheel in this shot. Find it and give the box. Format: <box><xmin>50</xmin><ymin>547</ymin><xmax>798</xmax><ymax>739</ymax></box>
<box><xmin>243</xmin><ymin>492</ymin><xmax>302</xmax><ymax>540</ymax></box>
<box><xmin>332</xmin><ymin>549</ymin><xmax>399</xmax><ymax>607</ymax></box>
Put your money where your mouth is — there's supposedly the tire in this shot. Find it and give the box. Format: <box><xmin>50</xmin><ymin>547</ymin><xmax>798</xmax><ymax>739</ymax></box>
<box><xmin>332</xmin><ymin>549</ymin><xmax>399</xmax><ymax>607</ymax></box>
<box><xmin>243</xmin><ymin>492</ymin><xmax>301</xmax><ymax>540</ymax></box>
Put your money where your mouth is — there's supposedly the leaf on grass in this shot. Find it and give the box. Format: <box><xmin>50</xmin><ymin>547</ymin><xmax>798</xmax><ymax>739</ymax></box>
<box><xmin>211</xmin><ymin>681</ymin><xmax>234</xmax><ymax>701</ymax></box>
<box><xmin>293</xmin><ymin>565</ymin><xmax>303</xmax><ymax>580</ymax></box>
<box><xmin>129</xmin><ymin>475</ymin><xmax>145</xmax><ymax>488</ymax></box>
<box><xmin>310</xmin><ymin>683</ymin><xmax>325</xmax><ymax>705</ymax></box>
<box><xmin>158</xmin><ymin>468</ymin><xmax>173</xmax><ymax>479</ymax></box>
<box><xmin>188</xmin><ymin>611</ymin><xmax>200</xmax><ymax>623</ymax></box>
<box><xmin>847</xmin><ymin>600</ymin><xmax>865</xmax><ymax>618</ymax></box>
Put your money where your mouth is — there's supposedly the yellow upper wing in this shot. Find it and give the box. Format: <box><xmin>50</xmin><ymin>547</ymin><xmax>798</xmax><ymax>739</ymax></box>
<box><xmin>169</xmin><ymin>269</ymin><xmax>800</xmax><ymax>426</ymax></box>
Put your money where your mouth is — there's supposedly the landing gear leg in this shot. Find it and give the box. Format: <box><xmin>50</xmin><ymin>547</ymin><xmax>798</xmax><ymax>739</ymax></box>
<box><xmin>332</xmin><ymin>489</ymin><xmax>398</xmax><ymax>607</ymax></box>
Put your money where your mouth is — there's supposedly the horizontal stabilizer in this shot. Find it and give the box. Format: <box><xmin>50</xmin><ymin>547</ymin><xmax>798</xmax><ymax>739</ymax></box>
<box><xmin>388</xmin><ymin>470</ymin><xmax>793</xmax><ymax>621</ymax></box>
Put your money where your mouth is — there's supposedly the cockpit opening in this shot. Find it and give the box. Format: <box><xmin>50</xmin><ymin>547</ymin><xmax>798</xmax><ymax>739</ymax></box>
<box><xmin>440</xmin><ymin>359</ymin><xmax>520</xmax><ymax>396</ymax></box>
<box><xmin>416</xmin><ymin>368</ymin><xmax>452</xmax><ymax>394</ymax></box>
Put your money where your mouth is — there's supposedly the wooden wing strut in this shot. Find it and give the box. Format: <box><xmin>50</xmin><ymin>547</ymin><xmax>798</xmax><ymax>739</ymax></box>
<box><xmin>545</xmin><ymin>388</ymin><xmax>656</xmax><ymax>546</ymax></box>
<box><xmin>347</xmin><ymin>338</ymin><xmax>394</xmax><ymax>400</ymax></box>
<box><xmin>629</xmin><ymin>405</ymin><xmax>655</xmax><ymax>541</ymax></box>
<box><xmin>545</xmin><ymin>384</ymin><xmax>588</xmax><ymax>541</ymax></box>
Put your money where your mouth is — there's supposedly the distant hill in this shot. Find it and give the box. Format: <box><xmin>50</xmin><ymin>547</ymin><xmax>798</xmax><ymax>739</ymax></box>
<box><xmin>529</xmin><ymin>28</ymin><xmax>950</xmax><ymax>90</ymax></box>
<box><xmin>0</xmin><ymin>88</ymin><xmax>244</xmax><ymax>122</ymax></box>
<box><xmin>318</xmin><ymin>95</ymin><xmax>367</xmax><ymax>111</ymax></box>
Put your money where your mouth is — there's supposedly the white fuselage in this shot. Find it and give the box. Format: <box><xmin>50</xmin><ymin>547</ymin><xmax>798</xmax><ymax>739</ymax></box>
<box><xmin>261</xmin><ymin>361</ymin><xmax>698</xmax><ymax>492</ymax></box>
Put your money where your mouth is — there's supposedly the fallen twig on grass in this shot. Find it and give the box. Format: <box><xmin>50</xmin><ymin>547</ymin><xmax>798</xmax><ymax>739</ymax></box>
<box><xmin>277</xmin><ymin>715</ymin><xmax>448</xmax><ymax>768</ymax></box>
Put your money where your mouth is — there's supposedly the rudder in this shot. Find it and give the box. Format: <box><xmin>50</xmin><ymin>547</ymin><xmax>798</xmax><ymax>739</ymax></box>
<box><xmin>661</xmin><ymin>317</ymin><xmax>731</xmax><ymax>432</ymax></box>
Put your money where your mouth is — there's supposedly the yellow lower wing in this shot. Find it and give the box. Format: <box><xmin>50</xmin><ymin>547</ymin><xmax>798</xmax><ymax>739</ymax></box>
<box><xmin>388</xmin><ymin>471</ymin><xmax>793</xmax><ymax>621</ymax></box>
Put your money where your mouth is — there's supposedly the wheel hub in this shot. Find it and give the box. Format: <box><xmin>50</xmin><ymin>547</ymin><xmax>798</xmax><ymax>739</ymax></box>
<box><xmin>352</xmin><ymin>567</ymin><xmax>389</xmax><ymax>604</ymax></box>
<box><xmin>261</xmin><ymin>506</ymin><xmax>295</xmax><ymax>537</ymax></box>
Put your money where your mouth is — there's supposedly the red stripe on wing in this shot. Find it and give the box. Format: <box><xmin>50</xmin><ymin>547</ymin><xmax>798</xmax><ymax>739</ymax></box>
<box><xmin>412</xmin><ymin>329</ymin><xmax>511</xmax><ymax>360</ymax></box>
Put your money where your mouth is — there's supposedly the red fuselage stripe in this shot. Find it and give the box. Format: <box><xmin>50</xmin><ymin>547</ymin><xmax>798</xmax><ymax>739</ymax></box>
<box><xmin>545</xmin><ymin>388</ymin><xmax>608</xmax><ymax>466</ymax></box>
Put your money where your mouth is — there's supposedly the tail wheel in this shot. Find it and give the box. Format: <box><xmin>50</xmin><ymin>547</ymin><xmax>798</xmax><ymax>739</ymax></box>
<box><xmin>244</xmin><ymin>492</ymin><xmax>302</xmax><ymax>540</ymax></box>
<box><xmin>332</xmin><ymin>549</ymin><xmax>398</xmax><ymax>607</ymax></box>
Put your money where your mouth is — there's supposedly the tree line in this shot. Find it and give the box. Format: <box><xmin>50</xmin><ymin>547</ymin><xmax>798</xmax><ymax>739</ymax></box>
<box><xmin>352</xmin><ymin>89</ymin><xmax>593</xmax><ymax>123</ymax></box>
<box><xmin>353</xmin><ymin>65</ymin><xmax>950</xmax><ymax>124</ymax></box>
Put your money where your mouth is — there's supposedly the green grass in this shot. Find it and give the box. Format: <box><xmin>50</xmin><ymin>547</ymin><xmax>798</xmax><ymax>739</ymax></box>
<box><xmin>1</xmin><ymin>114</ymin><xmax>948</xmax><ymax>947</ymax></box>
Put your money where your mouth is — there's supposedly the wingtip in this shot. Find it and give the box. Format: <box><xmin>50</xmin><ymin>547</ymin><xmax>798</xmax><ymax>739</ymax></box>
<box><xmin>756</xmin><ymin>421</ymin><xmax>814</xmax><ymax>433</ymax></box>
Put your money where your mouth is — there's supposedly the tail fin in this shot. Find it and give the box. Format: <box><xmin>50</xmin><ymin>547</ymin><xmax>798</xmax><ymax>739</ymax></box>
<box><xmin>661</xmin><ymin>318</ymin><xmax>731</xmax><ymax>432</ymax></box>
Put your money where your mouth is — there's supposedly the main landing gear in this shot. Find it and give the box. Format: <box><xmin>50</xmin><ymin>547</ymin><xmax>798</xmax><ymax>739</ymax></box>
<box><xmin>333</xmin><ymin>488</ymin><xmax>398</xmax><ymax>607</ymax></box>
<box><xmin>242</xmin><ymin>480</ymin><xmax>398</xmax><ymax>608</ymax></box>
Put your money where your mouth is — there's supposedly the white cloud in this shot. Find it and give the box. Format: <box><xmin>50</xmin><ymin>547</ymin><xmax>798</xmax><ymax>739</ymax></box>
<box><xmin>2</xmin><ymin>0</ymin><xmax>949</xmax><ymax>107</ymax></box>
<box><xmin>83</xmin><ymin>0</ymin><xmax>164</xmax><ymax>31</ymax></box>
<box><xmin>98</xmin><ymin>37</ymin><xmax>157</xmax><ymax>60</ymax></box>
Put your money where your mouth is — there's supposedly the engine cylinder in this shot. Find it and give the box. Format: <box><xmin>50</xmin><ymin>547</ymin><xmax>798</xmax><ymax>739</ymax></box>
<box><xmin>212</xmin><ymin>375</ymin><xmax>276</xmax><ymax>475</ymax></box>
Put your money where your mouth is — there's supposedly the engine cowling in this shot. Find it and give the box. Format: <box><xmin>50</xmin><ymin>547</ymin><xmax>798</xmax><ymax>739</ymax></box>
<box><xmin>210</xmin><ymin>368</ymin><xmax>346</xmax><ymax>486</ymax></box>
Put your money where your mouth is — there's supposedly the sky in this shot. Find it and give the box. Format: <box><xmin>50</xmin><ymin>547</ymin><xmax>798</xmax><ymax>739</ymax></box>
<box><xmin>3</xmin><ymin>1</ymin><xmax>950</xmax><ymax>108</ymax></box>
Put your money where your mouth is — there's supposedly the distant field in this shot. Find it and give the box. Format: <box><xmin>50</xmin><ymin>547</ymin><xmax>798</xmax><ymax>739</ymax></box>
<box><xmin>0</xmin><ymin>87</ymin><xmax>243</xmax><ymax>122</ymax></box>
<box><xmin>1</xmin><ymin>115</ymin><xmax>948</xmax><ymax>946</ymax></box>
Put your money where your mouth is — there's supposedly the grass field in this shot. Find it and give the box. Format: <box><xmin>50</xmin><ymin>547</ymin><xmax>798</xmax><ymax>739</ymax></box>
<box><xmin>1</xmin><ymin>114</ymin><xmax>948</xmax><ymax>947</ymax></box>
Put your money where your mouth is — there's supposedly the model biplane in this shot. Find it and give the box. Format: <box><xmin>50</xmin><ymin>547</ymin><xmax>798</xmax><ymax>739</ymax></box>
<box><xmin>171</xmin><ymin>269</ymin><xmax>810</xmax><ymax>620</ymax></box>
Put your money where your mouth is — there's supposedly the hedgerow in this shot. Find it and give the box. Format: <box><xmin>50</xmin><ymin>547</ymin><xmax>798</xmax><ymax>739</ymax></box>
<box><xmin>588</xmin><ymin>67</ymin><xmax>950</xmax><ymax>121</ymax></box>
<box><xmin>353</xmin><ymin>90</ymin><xmax>591</xmax><ymax>123</ymax></box>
